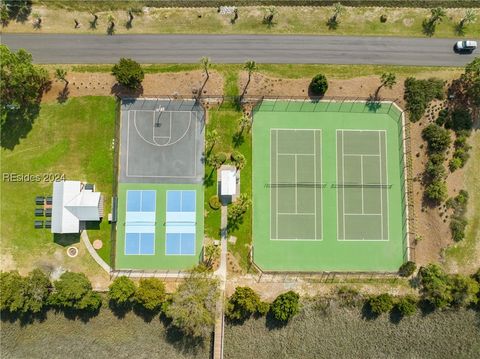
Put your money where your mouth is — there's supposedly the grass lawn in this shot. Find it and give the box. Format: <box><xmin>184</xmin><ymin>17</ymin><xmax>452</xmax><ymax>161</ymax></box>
<box><xmin>1</xmin><ymin>305</ymin><xmax>210</xmax><ymax>359</ymax></box>
<box><xmin>4</xmin><ymin>5</ymin><xmax>479</xmax><ymax>38</ymax></box>
<box><xmin>0</xmin><ymin>97</ymin><xmax>115</xmax><ymax>278</ymax></box>
<box><xmin>204</xmin><ymin>101</ymin><xmax>253</xmax><ymax>272</ymax></box>
<box><xmin>224</xmin><ymin>299</ymin><xmax>480</xmax><ymax>359</ymax></box>
<box><xmin>445</xmin><ymin>130</ymin><xmax>480</xmax><ymax>273</ymax></box>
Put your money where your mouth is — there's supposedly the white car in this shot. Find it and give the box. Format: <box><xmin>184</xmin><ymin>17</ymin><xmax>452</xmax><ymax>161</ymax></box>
<box><xmin>455</xmin><ymin>40</ymin><xmax>477</xmax><ymax>52</ymax></box>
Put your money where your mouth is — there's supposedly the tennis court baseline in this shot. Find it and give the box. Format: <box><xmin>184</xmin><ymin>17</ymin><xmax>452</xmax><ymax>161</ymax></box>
<box><xmin>125</xmin><ymin>190</ymin><xmax>156</xmax><ymax>255</ymax></box>
<box><xmin>165</xmin><ymin>190</ymin><xmax>196</xmax><ymax>255</ymax></box>
<box><xmin>336</xmin><ymin>130</ymin><xmax>389</xmax><ymax>241</ymax></box>
<box><xmin>270</xmin><ymin>129</ymin><xmax>322</xmax><ymax>240</ymax></box>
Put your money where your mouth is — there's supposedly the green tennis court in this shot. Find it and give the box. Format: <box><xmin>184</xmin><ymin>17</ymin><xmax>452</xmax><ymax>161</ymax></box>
<box><xmin>253</xmin><ymin>100</ymin><xmax>408</xmax><ymax>272</ymax></box>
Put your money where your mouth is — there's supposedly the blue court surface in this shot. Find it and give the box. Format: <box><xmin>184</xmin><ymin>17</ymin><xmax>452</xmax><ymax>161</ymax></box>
<box><xmin>125</xmin><ymin>190</ymin><xmax>156</xmax><ymax>255</ymax></box>
<box><xmin>166</xmin><ymin>190</ymin><xmax>196</xmax><ymax>255</ymax></box>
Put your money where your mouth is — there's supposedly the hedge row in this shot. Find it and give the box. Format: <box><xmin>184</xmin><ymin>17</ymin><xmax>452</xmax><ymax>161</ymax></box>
<box><xmin>47</xmin><ymin>0</ymin><xmax>480</xmax><ymax>10</ymax></box>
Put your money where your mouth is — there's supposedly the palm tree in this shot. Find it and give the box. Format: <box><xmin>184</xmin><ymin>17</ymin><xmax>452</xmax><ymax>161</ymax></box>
<box><xmin>243</xmin><ymin>60</ymin><xmax>257</xmax><ymax>96</ymax></box>
<box><xmin>430</xmin><ymin>7</ymin><xmax>446</xmax><ymax>25</ymax></box>
<box><xmin>200</xmin><ymin>56</ymin><xmax>211</xmax><ymax>79</ymax></box>
<box><xmin>55</xmin><ymin>68</ymin><xmax>69</xmax><ymax>86</ymax></box>
<box><xmin>238</xmin><ymin>114</ymin><xmax>251</xmax><ymax>133</ymax></box>
<box><xmin>206</xmin><ymin>129</ymin><xmax>219</xmax><ymax>151</ymax></box>
<box><xmin>327</xmin><ymin>2</ymin><xmax>345</xmax><ymax>30</ymax></box>
<box><xmin>107</xmin><ymin>14</ymin><xmax>115</xmax><ymax>35</ymax></box>
<box><xmin>204</xmin><ymin>244</ymin><xmax>220</xmax><ymax>267</ymax></box>
<box><xmin>374</xmin><ymin>72</ymin><xmax>396</xmax><ymax>99</ymax></box>
<box><xmin>457</xmin><ymin>9</ymin><xmax>477</xmax><ymax>34</ymax></box>
<box><xmin>263</xmin><ymin>6</ymin><xmax>277</xmax><ymax>26</ymax></box>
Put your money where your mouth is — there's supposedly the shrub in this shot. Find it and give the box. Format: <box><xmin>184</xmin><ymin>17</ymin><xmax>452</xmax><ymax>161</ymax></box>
<box><xmin>209</xmin><ymin>195</ymin><xmax>221</xmax><ymax>210</ymax></box>
<box><xmin>425</xmin><ymin>159</ymin><xmax>446</xmax><ymax>180</ymax></box>
<box><xmin>309</xmin><ymin>74</ymin><xmax>329</xmax><ymax>96</ymax></box>
<box><xmin>49</xmin><ymin>272</ymin><xmax>101</xmax><ymax>311</ymax></box>
<box><xmin>449</xmin><ymin>274</ymin><xmax>479</xmax><ymax>307</ymax></box>
<box><xmin>215</xmin><ymin>152</ymin><xmax>227</xmax><ymax>163</ymax></box>
<box><xmin>111</xmin><ymin>58</ymin><xmax>144</xmax><ymax>89</ymax></box>
<box><xmin>22</xmin><ymin>269</ymin><xmax>51</xmax><ymax>313</ymax></box>
<box><xmin>396</xmin><ymin>295</ymin><xmax>417</xmax><ymax>317</ymax></box>
<box><xmin>421</xmin><ymin>124</ymin><xmax>451</xmax><ymax>153</ymax></box>
<box><xmin>380</xmin><ymin>14</ymin><xmax>387</xmax><ymax>23</ymax></box>
<box><xmin>435</xmin><ymin>108</ymin><xmax>449</xmax><ymax>126</ymax></box>
<box><xmin>134</xmin><ymin>278</ymin><xmax>166</xmax><ymax>311</ymax></box>
<box><xmin>446</xmin><ymin>108</ymin><xmax>473</xmax><ymax>133</ymax></box>
<box><xmin>270</xmin><ymin>291</ymin><xmax>300</xmax><ymax>322</ymax></box>
<box><xmin>450</xmin><ymin>217</ymin><xmax>468</xmax><ymax>242</ymax></box>
<box><xmin>226</xmin><ymin>287</ymin><xmax>267</xmax><ymax>321</ymax></box>
<box><xmin>0</xmin><ymin>271</ymin><xmax>26</xmax><ymax>313</ymax></box>
<box><xmin>449</xmin><ymin>157</ymin><xmax>462</xmax><ymax>172</ymax></box>
<box><xmin>424</xmin><ymin>180</ymin><xmax>447</xmax><ymax>203</ymax></box>
<box><xmin>337</xmin><ymin>286</ymin><xmax>361</xmax><ymax>307</ymax></box>
<box><xmin>453</xmin><ymin>148</ymin><xmax>470</xmax><ymax>165</ymax></box>
<box><xmin>404</xmin><ymin>77</ymin><xmax>444</xmax><ymax>122</ymax></box>
<box><xmin>108</xmin><ymin>276</ymin><xmax>136</xmax><ymax>306</ymax></box>
<box><xmin>418</xmin><ymin>264</ymin><xmax>452</xmax><ymax>309</ymax></box>
<box><xmin>399</xmin><ymin>261</ymin><xmax>417</xmax><ymax>277</ymax></box>
<box><xmin>368</xmin><ymin>293</ymin><xmax>395</xmax><ymax>315</ymax></box>
<box><xmin>454</xmin><ymin>135</ymin><xmax>469</xmax><ymax>149</ymax></box>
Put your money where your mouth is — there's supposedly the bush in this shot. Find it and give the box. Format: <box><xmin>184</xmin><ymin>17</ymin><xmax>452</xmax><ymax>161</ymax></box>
<box><xmin>111</xmin><ymin>58</ymin><xmax>144</xmax><ymax>89</ymax></box>
<box><xmin>425</xmin><ymin>159</ymin><xmax>446</xmax><ymax>180</ymax></box>
<box><xmin>22</xmin><ymin>269</ymin><xmax>51</xmax><ymax>313</ymax></box>
<box><xmin>309</xmin><ymin>74</ymin><xmax>329</xmax><ymax>96</ymax></box>
<box><xmin>337</xmin><ymin>286</ymin><xmax>361</xmax><ymax>307</ymax></box>
<box><xmin>421</xmin><ymin>124</ymin><xmax>451</xmax><ymax>153</ymax></box>
<box><xmin>449</xmin><ymin>274</ymin><xmax>479</xmax><ymax>307</ymax></box>
<box><xmin>209</xmin><ymin>195</ymin><xmax>221</xmax><ymax>210</ymax></box>
<box><xmin>396</xmin><ymin>295</ymin><xmax>417</xmax><ymax>317</ymax></box>
<box><xmin>450</xmin><ymin>217</ymin><xmax>468</xmax><ymax>242</ymax></box>
<box><xmin>424</xmin><ymin>180</ymin><xmax>447</xmax><ymax>203</ymax></box>
<box><xmin>446</xmin><ymin>108</ymin><xmax>473</xmax><ymax>133</ymax></box>
<box><xmin>49</xmin><ymin>272</ymin><xmax>101</xmax><ymax>311</ymax></box>
<box><xmin>226</xmin><ymin>287</ymin><xmax>267</xmax><ymax>321</ymax></box>
<box><xmin>109</xmin><ymin>276</ymin><xmax>136</xmax><ymax>306</ymax></box>
<box><xmin>418</xmin><ymin>264</ymin><xmax>452</xmax><ymax>309</ymax></box>
<box><xmin>448</xmin><ymin>157</ymin><xmax>462</xmax><ymax>172</ymax></box>
<box><xmin>404</xmin><ymin>77</ymin><xmax>445</xmax><ymax>122</ymax></box>
<box><xmin>368</xmin><ymin>293</ymin><xmax>394</xmax><ymax>315</ymax></box>
<box><xmin>399</xmin><ymin>261</ymin><xmax>416</xmax><ymax>277</ymax></box>
<box><xmin>380</xmin><ymin>14</ymin><xmax>387</xmax><ymax>23</ymax></box>
<box><xmin>270</xmin><ymin>291</ymin><xmax>300</xmax><ymax>322</ymax></box>
<box><xmin>435</xmin><ymin>108</ymin><xmax>449</xmax><ymax>126</ymax></box>
<box><xmin>134</xmin><ymin>278</ymin><xmax>166</xmax><ymax>311</ymax></box>
<box><xmin>215</xmin><ymin>152</ymin><xmax>227</xmax><ymax>163</ymax></box>
<box><xmin>0</xmin><ymin>271</ymin><xmax>26</xmax><ymax>313</ymax></box>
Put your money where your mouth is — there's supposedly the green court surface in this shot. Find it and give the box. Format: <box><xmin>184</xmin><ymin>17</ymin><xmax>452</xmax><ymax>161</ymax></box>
<box><xmin>115</xmin><ymin>183</ymin><xmax>204</xmax><ymax>270</ymax></box>
<box><xmin>253</xmin><ymin>100</ymin><xmax>407</xmax><ymax>272</ymax></box>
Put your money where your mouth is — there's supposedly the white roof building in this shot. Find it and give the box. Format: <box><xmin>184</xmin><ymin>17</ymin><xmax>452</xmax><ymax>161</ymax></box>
<box><xmin>220</xmin><ymin>168</ymin><xmax>237</xmax><ymax>196</ymax></box>
<box><xmin>51</xmin><ymin>181</ymin><xmax>101</xmax><ymax>234</ymax></box>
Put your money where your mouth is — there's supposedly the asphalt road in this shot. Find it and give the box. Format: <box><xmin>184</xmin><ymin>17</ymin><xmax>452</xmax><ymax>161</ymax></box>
<box><xmin>3</xmin><ymin>33</ymin><xmax>478</xmax><ymax>66</ymax></box>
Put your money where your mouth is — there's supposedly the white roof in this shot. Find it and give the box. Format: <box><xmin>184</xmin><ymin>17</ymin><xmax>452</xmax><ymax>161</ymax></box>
<box><xmin>51</xmin><ymin>181</ymin><xmax>100</xmax><ymax>234</ymax></box>
<box><xmin>221</xmin><ymin>169</ymin><xmax>236</xmax><ymax>196</ymax></box>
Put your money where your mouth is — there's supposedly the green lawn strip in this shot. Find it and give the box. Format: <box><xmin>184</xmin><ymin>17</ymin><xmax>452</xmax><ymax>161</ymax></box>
<box><xmin>115</xmin><ymin>183</ymin><xmax>204</xmax><ymax>270</ymax></box>
<box><xmin>6</xmin><ymin>6</ymin><xmax>479</xmax><ymax>38</ymax></box>
<box><xmin>252</xmin><ymin>101</ymin><xmax>406</xmax><ymax>271</ymax></box>
<box><xmin>444</xmin><ymin>131</ymin><xmax>480</xmax><ymax>271</ymax></box>
<box><xmin>205</xmin><ymin>103</ymin><xmax>253</xmax><ymax>271</ymax></box>
<box><xmin>1</xmin><ymin>96</ymin><xmax>115</xmax><ymax>267</ymax></box>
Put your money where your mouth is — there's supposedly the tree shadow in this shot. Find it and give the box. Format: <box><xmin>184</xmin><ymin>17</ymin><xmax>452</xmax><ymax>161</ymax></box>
<box><xmin>361</xmin><ymin>301</ymin><xmax>380</xmax><ymax>321</ymax></box>
<box><xmin>164</xmin><ymin>323</ymin><xmax>206</xmax><ymax>356</ymax></box>
<box><xmin>326</xmin><ymin>17</ymin><xmax>338</xmax><ymax>30</ymax></box>
<box><xmin>454</xmin><ymin>23</ymin><xmax>466</xmax><ymax>36</ymax></box>
<box><xmin>107</xmin><ymin>23</ymin><xmax>115</xmax><ymax>35</ymax></box>
<box><xmin>132</xmin><ymin>303</ymin><xmax>160</xmax><ymax>323</ymax></box>
<box><xmin>366</xmin><ymin>93</ymin><xmax>382</xmax><ymax>112</ymax></box>
<box><xmin>111</xmin><ymin>83</ymin><xmax>143</xmax><ymax>98</ymax></box>
<box><xmin>388</xmin><ymin>307</ymin><xmax>403</xmax><ymax>325</ymax></box>
<box><xmin>60</xmin><ymin>306</ymin><xmax>101</xmax><ymax>323</ymax></box>
<box><xmin>32</xmin><ymin>19</ymin><xmax>41</xmax><ymax>30</ymax></box>
<box><xmin>108</xmin><ymin>300</ymin><xmax>132</xmax><ymax>319</ymax></box>
<box><xmin>53</xmin><ymin>233</ymin><xmax>80</xmax><ymax>247</ymax></box>
<box><xmin>89</xmin><ymin>19</ymin><xmax>98</xmax><ymax>30</ymax></box>
<box><xmin>203</xmin><ymin>170</ymin><xmax>215</xmax><ymax>187</ymax></box>
<box><xmin>232</xmin><ymin>131</ymin><xmax>245</xmax><ymax>147</ymax></box>
<box><xmin>418</xmin><ymin>299</ymin><xmax>436</xmax><ymax>317</ymax></box>
<box><xmin>85</xmin><ymin>220</ymin><xmax>101</xmax><ymax>230</ymax></box>
<box><xmin>125</xmin><ymin>19</ymin><xmax>133</xmax><ymax>30</ymax></box>
<box><xmin>0</xmin><ymin>105</ymin><xmax>40</xmax><ymax>150</ymax></box>
<box><xmin>57</xmin><ymin>85</ymin><xmax>70</xmax><ymax>103</ymax></box>
<box><xmin>0</xmin><ymin>307</ymin><xmax>48</xmax><ymax>327</ymax></box>
<box><xmin>265</xmin><ymin>310</ymin><xmax>288</xmax><ymax>330</ymax></box>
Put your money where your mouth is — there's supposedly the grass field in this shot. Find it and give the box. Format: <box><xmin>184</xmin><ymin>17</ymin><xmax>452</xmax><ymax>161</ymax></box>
<box><xmin>253</xmin><ymin>101</ymin><xmax>407</xmax><ymax>271</ymax></box>
<box><xmin>4</xmin><ymin>5</ymin><xmax>479</xmax><ymax>38</ymax></box>
<box><xmin>115</xmin><ymin>183</ymin><xmax>204</xmax><ymax>270</ymax></box>
<box><xmin>0</xmin><ymin>97</ymin><xmax>115</xmax><ymax>275</ymax></box>
<box><xmin>445</xmin><ymin>130</ymin><xmax>480</xmax><ymax>273</ymax></box>
<box><xmin>1</xmin><ymin>307</ymin><xmax>210</xmax><ymax>359</ymax></box>
<box><xmin>224</xmin><ymin>299</ymin><xmax>480</xmax><ymax>359</ymax></box>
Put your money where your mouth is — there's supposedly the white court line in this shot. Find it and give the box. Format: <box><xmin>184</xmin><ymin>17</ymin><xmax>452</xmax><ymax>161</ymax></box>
<box><xmin>361</xmin><ymin>155</ymin><xmax>364</xmax><ymax>215</ymax></box>
<box><xmin>277</xmin><ymin>152</ymin><xmax>315</xmax><ymax>156</ymax></box>
<box><xmin>343</xmin><ymin>154</ymin><xmax>381</xmax><ymax>157</ymax></box>
<box><xmin>295</xmin><ymin>154</ymin><xmax>298</xmax><ymax>214</ymax></box>
<box><xmin>383</xmin><ymin>130</ymin><xmax>390</xmax><ymax>241</ymax></box>
<box><xmin>314</xmin><ymin>129</ymin><xmax>317</xmax><ymax>240</ymax></box>
<box><xmin>276</xmin><ymin>129</ymin><xmax>279</xmax><ymax>239</ymax></box>
<box><xmin>344</xmin><ymin>213</ymin><xmax>382</xmax><ymax>216</ymax></box>
<box><xmin>342</xmin><ymin>130</ymin><xmax>346</xmax><ymax>240</ymax></box>
<box><xmin>379</xmin><ymin>131</ymin><xmax>384</xmax><ymax>241</ymax></box>
<box><xmin>277</xmin><ymin>212</ymin><xmax>316</xmax><ymax>215</ymax></box>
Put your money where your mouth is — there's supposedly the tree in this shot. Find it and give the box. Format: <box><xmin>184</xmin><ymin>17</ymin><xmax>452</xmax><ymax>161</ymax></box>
<box><xmin>206</xmin><ymin>129</ymin><xmax>219</xmax><ymax>152</ymax></box>
<box><xmin>425</xmin><ymin>180</ymin><xmax>448</xmax><ymax>203</ymax></box>
<box><xmin>449</xmin><ymin>274</ymin><xmax>479</xmax><ymax>307</ymax></box>
<box><xmin>54</xmin><ymin>68</ymin><xmax>68</xmax><ymax>86</ymax></box>
<box><xmin>425</xmin><ymin>159</ymin><xmax>446</xmax><ymax>180</ymax></box>
<box><xmin>134</xmin><ymin>278</ymin><xmax>166</xmax><ymax>311</ymax></box>
<box><xmin>404</xmin><ymin>77</ymin><xmax>445</xmax><ymax>122</ymax></box>
<box><xmin>226</xmin><ymin>287</ymin><xmax>267</xmax><ymax>321</ymax></box>
<box><xmin>109</xmin><ymin>276</ymin><xmax>136</xmax><ymax>306</ymax></box>
<box><xmin>238</xmin><ymin>114</ymin><xmax>251</xmax><ymax>133</ymax></box>
<box><xmin>207</xmin><ymin>152</ymin><xmax>226</xmax><ymax>169</ymax></box>
<box><xmin>327</xmin><ymin>2</ymin><xmax>345</xmax><ymax>30</ymax></box>
<box><xmin>0</xmin><ymin>45</ymin><xmax>49</xmax><ymax>125</ymax></box>
<box><xmin>418</xmin><ymin>264</ymin><xmax>452</xmax><ymax>309</ymax></box>
<box><xmin>421</xmin><ymin>124</ymin><xmax>451</xmax><ymax>153</ymax></box>
<box><xmin>376</xmin><ymin>72</ymin><xmax>396</xmax><ymax>97</ymax></box>
<box><xmin>1</xmin><ymin>4</ymin><xmax>9</xmax><ymax>26</ymax></box>
<box><xmin>22</xmin><ymin>269</ymin><xmax>51</xmax><ymax>313</ymax></box>
<box><xmin>107</xmin><ymin>14</ymin><xmax>115</xmax><ymax>35</ymax></box>
<box><xmin>0</xmin><ymin>271</ymin><xmax>26</xmax><ymax>313</ymax></box>
<box><xmin>399</xmin><ymin>261</ymin><xmax>417</xmax><ymax>277</ymax></box>
<box><xmin>111</xmin><ymin>58</ymin><xmax>144</xmax><ymax>90</ymax></box>
<box><xmin>166</xmin><ymin>271</ymin><xmax>219</xmax><ymax>337</ymax></box>
<box><xmin>270</xmin><ymin>291</ymin><xmax>300</xmax><ymax>322</ymax></box>
<box><xmin>204</xmin><ymin>243</ymin><xmax>220</xmax><ymax>267</ymax></box>
<box><xmin>243</xmin><ymin>60</ymin><xmax>257</xmax><ymax>91</ymax></box>
<box><xmin>396</xmin><ymin>295</ymin><xmax>417</xmax><ymax>317</ymax></box>
<box><xmin>422</xmin><ymin>7</ymin><xmax>446</xmax><ymax>36</ymax></box>
<box><xmin>263</xmin><ymin>7</ymin><xmax>277</xmax><ymax>26</ymax></box>
<box><xmin>228</xmin><ymin>194</ymin><xmax>251</xmax><ymax>229</ymax></box>
<box><xmin>368</xmin><ymin>293</ymin><xmax>395</xmax><ymax>315</ymax></box>
<box><xmin>4</xmin><ymin>0</ymin><xmax>32</xmax><ymax>23</ymax></box>
<box><xmin>456</xmin><ymin>9</ymin><xmax>477</xmax><ymax>35</ymax></box>
<box><xmin>200</xmin><ymin>56</ymin><xmax>211</xmax><ymax>79</ymax></box>
<box><xmin>231</xmin><ymin>151</ymin><xmax>246</xmax><ymax>171</ymax></box>
<box><xmin>462</xmin><ymin>58</ymin><xmax>480</xmax><ymax>107</ymax></box>
<box><xmin>446</xmin><ymin>108</ymin><xmax>472</xmax><ymax>133</ymax></box>
<box><xmin>49</xmin><ymin>272</ymin><xmax>101</xmax><ymax>311</ymax></box>
<box><xmin>309</xmin><ymin>74</ymin><xmax>329</xmax><ymax>96</ymax></box>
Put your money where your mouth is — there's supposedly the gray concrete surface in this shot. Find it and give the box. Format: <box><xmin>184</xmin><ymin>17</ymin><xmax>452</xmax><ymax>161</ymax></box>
<box><xmin>3</xmin><ymin>34</ymin><xmax>478</xmax><ymax>66</ymax></box>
